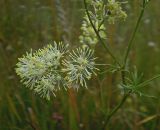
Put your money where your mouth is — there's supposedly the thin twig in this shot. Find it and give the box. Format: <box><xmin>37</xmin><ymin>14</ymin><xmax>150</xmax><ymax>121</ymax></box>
<box><xmin>123</xmin><ymin>1</ymin><xmax>148</xmax><ymax>66</ymax></box>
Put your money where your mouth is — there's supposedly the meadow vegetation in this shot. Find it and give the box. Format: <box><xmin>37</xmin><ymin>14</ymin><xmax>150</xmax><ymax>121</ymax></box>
<box><xmin>0</xmin><ymin>0</ymin><xmax>160</xmax><ymax>130</ymax></box>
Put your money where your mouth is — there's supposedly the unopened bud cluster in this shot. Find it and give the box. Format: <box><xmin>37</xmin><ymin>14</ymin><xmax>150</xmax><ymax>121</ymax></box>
<box><xmin>79</xmin><ymin>0</ymin><xmax>127</xmax><ymax>46</ymax></box>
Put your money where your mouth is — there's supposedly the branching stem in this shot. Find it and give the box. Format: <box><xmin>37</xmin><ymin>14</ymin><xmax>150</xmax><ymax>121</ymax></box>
<box><xmin>101</xmin><ymin>92</ymin><xmax>130</xmax><ymax>130</ymax></box>
<box><xmin>84</xmin><ymin>0</ymin><xmax>121</xmax><ymax>66</ymax></box>
<box><xmin>83</xmin><ymin>0</ymin><xmax>149</xmax><ymax>129</ymax></box>
<box><xmin>102</xmin><ymin>1</ymin><xmax>148</xmax><ymax>128</ymax></box>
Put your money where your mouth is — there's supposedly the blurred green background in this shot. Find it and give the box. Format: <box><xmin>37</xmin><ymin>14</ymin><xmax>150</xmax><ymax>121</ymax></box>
<box><xmin>0</xmin><ymin>0</ymin><xmax>160</xmax><ymax>130</ymax></box>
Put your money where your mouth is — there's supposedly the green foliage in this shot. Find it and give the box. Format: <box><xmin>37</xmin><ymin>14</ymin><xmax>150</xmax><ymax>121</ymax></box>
<box><xmin>120</xmin><ymin>68</ymin><xmax>160</xmax><ymax>97</ymax></box>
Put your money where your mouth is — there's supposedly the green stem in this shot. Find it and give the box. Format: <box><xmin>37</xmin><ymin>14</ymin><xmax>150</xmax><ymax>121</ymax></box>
<box><xmin>83</xmin><ymin>0</ymin><xmax>121</xmax><ymax>66</ymax></box>
<box><xmin>101</xmin><ymin>1</ymin><xmax>149</xmax><ymax>129</ymax></box>
<box><xmin>102</xmin><ymin>92</ymin><xmax>130</xmax><ymax>130</ymax></box>
<box><xmin>124</xmin><ymin>3</ymin><xmax>146</xmax><ymax>66</ymax></box>
<box><xmin>83</xmin><ymin>0</ymin><xmax>149</xmax><ymax>129</ymax></box>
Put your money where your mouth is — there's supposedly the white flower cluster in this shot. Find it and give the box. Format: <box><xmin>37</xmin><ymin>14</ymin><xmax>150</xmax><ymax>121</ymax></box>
<box><xmin>79</xmin><ymin>0</ymin><xmax>107</xmax><ymax>47</ymax></box>
<box><xmin>16</xmin><ymin>42</ymin><xmax>97</xmax><ymax>100</ymax></box>
<box><xmin>79</xmin><ymin>14</ymin><xmax>106</xmax><ymax>47</ymax></box>
<box><xmin>62</xmin><ymin>46</ymin><xmax>98</xmax><ymax>88</ymax></box>
<box><xmin>79</xmin><ymin>0</ymin><xmax>127</xmax><ymax>46</ymax></box>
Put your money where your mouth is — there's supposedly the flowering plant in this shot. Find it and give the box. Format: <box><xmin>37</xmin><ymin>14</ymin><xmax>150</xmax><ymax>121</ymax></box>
<box><xmin>15</xmin><ymin>0</ymin><xmax>159</xmax><ymax>128</ymax></box>
<box><xmin>16</xmin><ymin>42</ymin><xmax>97</xmax><ymax>100</ymax></box>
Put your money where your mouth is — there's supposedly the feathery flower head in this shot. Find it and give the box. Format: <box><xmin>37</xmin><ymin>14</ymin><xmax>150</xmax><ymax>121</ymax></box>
<box><xmin>16</xmin><ymin>41</ymin><xmax>68</xmax><ymax>100</ymax></box>
<box><xmin>34</xmin><ymin>72</ymin><xmax>67</xmax><ymax>100</ymax></box>
<box><xmin>16</xmin><ymin>41</ymin><xmax>98</xmax><ymax>100</ymax></box>
<box><xmin>62</xmin><ymin>46</ymin><xmax>98</xmax><ymax>89</ymax></box>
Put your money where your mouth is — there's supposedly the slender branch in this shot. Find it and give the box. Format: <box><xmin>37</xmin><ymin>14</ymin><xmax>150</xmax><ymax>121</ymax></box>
<box><xmin>101</xmin><ymin>1</ymin><xmax>149</xmax><ymax>129</ymax></box>
<box><xmin>123</xmin><ymin>2</ymin><xmax>147</xmax><ymax>66</ymax></box>
<box><xmin>102</xmin><ymin>92</ymin><xmax>130</xmax><ymax>130</ymax></box>
<box><xmin>83</xmin><ymin>0</ymin><xmax>121</xmax><ymax>66</ymax></box>
<box><xmin>84</xmin><ymin>0</ymin><xmax>150</xmax><ymax>130</ymax></box>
